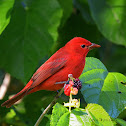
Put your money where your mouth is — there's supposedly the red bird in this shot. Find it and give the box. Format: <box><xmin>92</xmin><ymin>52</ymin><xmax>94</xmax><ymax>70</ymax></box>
<box><xmin>1</xmin><ymin>37</ymin><xmax>100</xmax><ymax>108</ymax></box>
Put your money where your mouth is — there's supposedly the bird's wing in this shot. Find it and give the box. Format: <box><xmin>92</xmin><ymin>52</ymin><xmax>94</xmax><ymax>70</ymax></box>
<box><xmin>29</xmin><ymin>58</ymin><xmax>67</xmax><ymax>89</ymax></box>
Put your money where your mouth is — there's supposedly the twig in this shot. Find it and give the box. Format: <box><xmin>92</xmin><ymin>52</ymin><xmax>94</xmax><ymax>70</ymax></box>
<box><xmin>34</xmin><ymin>87</ymin><xmax>64</xmax><ymax>126</ymax></box>
<box><xmin>55</xmin><ymin>81</ymin><xmax>67</xmax><ymax>84</ymax></box>
<box><xmin>69</xmin><ymin>91</ymin><xmax>72</xmax><ymax>112</ymax></box>
<box><xmin>0</xmin><ymin>73</ymin><xmax>11</xmax><ymax>100</ymax></box>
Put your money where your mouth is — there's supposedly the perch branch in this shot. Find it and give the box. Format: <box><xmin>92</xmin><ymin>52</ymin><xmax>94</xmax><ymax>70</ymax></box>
<box><xmin>34</xmin><ymin>87</ymin><xmax>64</xmax><ymax>126</ymax></box>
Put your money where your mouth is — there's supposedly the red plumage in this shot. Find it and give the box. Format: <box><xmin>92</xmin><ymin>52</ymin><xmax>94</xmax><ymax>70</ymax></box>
<box><xmin>1</xmin><ymin>37</ymin><xmax>100</xmax><ymax>108</ymax></box>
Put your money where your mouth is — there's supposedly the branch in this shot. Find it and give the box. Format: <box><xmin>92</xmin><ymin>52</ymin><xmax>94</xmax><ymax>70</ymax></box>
<box><xmin>0</xmin><ymin>73</ymin><xmax>11</xmax><ymax>100</ymax></box>
<box><xmin>34</xmin><ymin>87</ymin><xmax>64</xmax><ymax>126</ymax></box>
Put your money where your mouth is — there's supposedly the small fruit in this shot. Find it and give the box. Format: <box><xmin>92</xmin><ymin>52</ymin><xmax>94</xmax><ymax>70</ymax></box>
<box><xmin>71</xmin><ymin>87</ymin><xmax>78</xmax><ymax>95</ymax></box>
<box><xmin>64</xmin><ymin>84</ymin><xmax>72</xmax><ymax>96</ymax></box>
<box><xmin>69</xmin><ymin>80</ymin><xmax>74</xmax><ymax>86</ymax></box>
<box><xmin>64</xmin><ymin>78</ymin><xmax>81</xmax><ymax>96</ymax></box>
<box><xmin>73</xmin><ymin>78</ymin><xmax>82</xmax><ymax>90</ymax></box>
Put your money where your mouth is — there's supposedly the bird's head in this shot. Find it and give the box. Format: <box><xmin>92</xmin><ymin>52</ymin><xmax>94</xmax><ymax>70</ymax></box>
<box><xmin>65</xmin><ymin>37</ymin><xmax>101</xmax><ymax>56</ymax></box>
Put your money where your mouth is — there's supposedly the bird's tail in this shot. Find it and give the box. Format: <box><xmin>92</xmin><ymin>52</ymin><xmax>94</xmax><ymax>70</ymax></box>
<box><xmin>1</xmin><ymin>89</ymin><xmax>27</xmax><ymax>108</ymax></box>
<box><xmin>1</xmin><ymin>80</ymin><xmax>33</xmax><ymax>108</ymax></box>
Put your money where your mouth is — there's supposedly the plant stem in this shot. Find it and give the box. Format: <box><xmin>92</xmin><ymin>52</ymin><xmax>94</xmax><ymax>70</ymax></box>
<box><xmin>34</xmin><ymin>87</ymin><xmax>64</xmax><ymax>126</ymax></box>
<box><xmin>69</xmin><ymin>92</ymin><xmax>72</xmax><ymax>112</ymax></box>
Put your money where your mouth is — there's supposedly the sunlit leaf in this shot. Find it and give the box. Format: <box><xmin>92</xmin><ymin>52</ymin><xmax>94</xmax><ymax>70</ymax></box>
<box><xmin>0</xmin><ymin>0</ymin><xmax>14</xmax><ymax>34</ymax></box>
<box><xmin>50</xmin><ymin>103</ymin><xmax>113</xmax><ymax>126</ymax></box>
<box><xmin>98</xmin><ymin>72</ymin><xmax>126</xmax><ymax>118</ymax></box>
<box><xmin>115</xmin><ymin>118</ymin><xmax>126</xmax><ymax>126</ymax></box>
<box><xmin>50</xmin><ymin>103</ymin><xmax>69</xmax><ymax>126</ymax></box>
<box><xmin>86</xmin><ymin>104</ymin><xmax>113</xmax><ymax>126</ymax></box>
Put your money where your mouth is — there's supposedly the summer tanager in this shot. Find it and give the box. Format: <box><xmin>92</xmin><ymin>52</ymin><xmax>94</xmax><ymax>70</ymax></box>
<box><xmin>1</xmin><ymin>37</ymin><xmax>100</xmax><ymax>108</ymax></box>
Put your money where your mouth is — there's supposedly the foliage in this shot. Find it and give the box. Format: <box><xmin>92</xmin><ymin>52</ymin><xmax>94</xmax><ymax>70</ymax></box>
<box><xmin>0</xmin><ymin>0</ymin><xmax>126</xmax><ymax>126</ymax></box>
<box><xmin>87</xmin><ymin>0</ymin><xmax>126</xmax><ymax>46</ymax></box>
<box><xmin>50</xmin><ymin>103</ymin><xmax>114</xmax><ymax>126</ymax></box>
<box><xmin>0</xmin><ymin>0</ymin><xmax>62</xmax><ymax>83</ymax></box>
<box><xmin>80</xmin><ymin>57</ymin><xmax>126</xmax><ymax>118</ymax></box>
<box><xmin>0</xmin><ymin>0</ymin><xmax>15</xmax><ymax>35</ymax></box>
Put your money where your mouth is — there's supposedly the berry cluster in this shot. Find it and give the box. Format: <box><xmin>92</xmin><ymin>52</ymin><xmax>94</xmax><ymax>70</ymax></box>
<box><xmin>64</xmin><ymin>78</ymin><xmax>82</xmax><ymax>96</ymax></box>
<box><xmin>73</xmin><ymin>78</ymin><xmax>82</xmax><ymax>90</ymax></box>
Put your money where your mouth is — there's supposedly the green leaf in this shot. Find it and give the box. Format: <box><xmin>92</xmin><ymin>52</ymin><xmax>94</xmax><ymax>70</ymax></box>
<box><xmin>98</xmin><ymin>72</ymin><xmax>126</xmax><ymax>118</ymax></box>
<box><xmin>87</xmin><ymin>0</ymin><xmax>126</xmax><ymax>46</ymax></box>
<box><xmin>57</xmin><ymin>112</ymin><xmax>70</xmax><ymax>126</ymax></box>
<box><xmin>50</xmin><ymin>103</ymin><xmax>93</xmax><ymax>126</ymax></box>
<box><xmin>80</xmin><ymin>58</ymin><xmax>126</xmax><ymax>118</ymax></box>
<box><xmin>0</xmin><ymin>0</ymin><xmax>14</xmax><ymax>35</ymax></box>
<box><xmin>58</xmin><ymin>0</ymin><xmax>73</xmax><ymax>27</ymax></box>
<box><xmin>80</xmin><ymin>57</ymin><xmax>126</xmax><ymax>118</ymax></box>
<box><xmin>50</xmin><ymin>103</ymin><xmax>113</xmax><ymax>125</ymax></box>
<box><xmin>73</xmin><ymin>0</ymin><xmax>94</xmax><ymax>24</ymax></box>
<box><xmin>50</xmin><ymin>103</ymin><xmax>69</xmax><ymax>126</ymax></box>
<box><xmin>79</xmin><ymin>57</ymin><xmax>108</xmax><ymax>103</ymax></box>
<box><xmin>83</xmin><ymin>57</ymin><xmax>108</xmax><ymax>73</ymax></box>
<box><xmin>0</xmin><ymin>0</ymin><xmax>62</xmax><ymax>82</ymax></box>
<box><xmin>115</xmin><ymin>118</ymin><xmax>126</xmax><ymax>126</ymax></box>
<box><xmin>70</xmin><ymin>108</ymin><xmax>92</xmax><ymax>126</ymax></box>
<box><xmin>5</xmin><ymin>109</ymin><xmax>16</xmax><ymax>119</ymax></box>
<box><xmin>86</xmin><ymin>104</ymin><xmax>113</xmax><ymax>126</ymax></box>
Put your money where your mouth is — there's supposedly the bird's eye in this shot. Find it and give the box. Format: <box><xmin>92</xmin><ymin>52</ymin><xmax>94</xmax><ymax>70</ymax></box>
<box><xmin>81</xmin><ymin>44</ymin><xmax>85</xmax><ymax>48</ymax></box>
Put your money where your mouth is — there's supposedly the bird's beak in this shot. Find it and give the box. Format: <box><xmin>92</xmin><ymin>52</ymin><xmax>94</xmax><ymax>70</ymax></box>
<box><xmin>88</xmin><ymin>43</ymin><xmax>101</xmax><ymax>50</ymax></box>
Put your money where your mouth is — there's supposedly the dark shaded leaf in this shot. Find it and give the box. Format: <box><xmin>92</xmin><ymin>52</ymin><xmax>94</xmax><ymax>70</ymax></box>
<box><xmin>0</xmin><ymin>0</ymin><xmax>62</xmax><ymax>82</ymax></box>
<box><xmin>88</xmin><ymin>0</ymin><xmax>126</xmax><ymax>46</ymax></box>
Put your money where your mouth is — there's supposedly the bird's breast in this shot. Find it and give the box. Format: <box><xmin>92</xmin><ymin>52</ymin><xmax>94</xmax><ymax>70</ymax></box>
<box><xmin>66</xmin><ymin>56</ymin><xmax>85</xmax><ymax>78</ymax></box>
